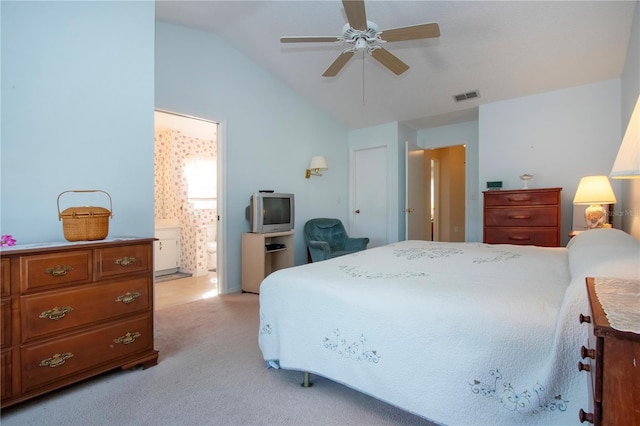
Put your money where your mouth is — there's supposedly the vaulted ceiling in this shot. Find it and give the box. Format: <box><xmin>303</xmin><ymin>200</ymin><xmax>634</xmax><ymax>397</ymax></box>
<box><xmin>156</xmin><ymin>1</ymin><xmax>636</xmax><ymax>130</ymax></box>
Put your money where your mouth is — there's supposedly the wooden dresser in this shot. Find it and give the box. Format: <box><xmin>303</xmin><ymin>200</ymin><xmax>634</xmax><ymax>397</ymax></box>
<box><xmin>483</xmin><ymin>187</ymin><xmax>562</xmax><ymax>247</ymax></box>
<box><xmin>0</xmin><ymin>238</ymin><xmax>158</xmax><ymax>408</ymax></box>
<box><xmin>578</xmin><ymin>277</ymin><xmax>640</xmax><ymax>425</ymax></box>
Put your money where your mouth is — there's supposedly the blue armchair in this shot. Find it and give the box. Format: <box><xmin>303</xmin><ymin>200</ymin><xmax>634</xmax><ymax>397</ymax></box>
<box><xmin>304</xmin><ymin>218</ymin><xmax>369</xmax><ymax>262</ymax></box>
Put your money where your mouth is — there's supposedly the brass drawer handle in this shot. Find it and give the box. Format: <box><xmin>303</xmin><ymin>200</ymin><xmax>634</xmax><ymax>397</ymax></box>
<box><xmin>507</xmin><ymin>214</ymin><xmax>531</xmax><ymax>220</ymax></box>
<box><xmin>115</xmin><ymin>256</ymin><xmax>136</xmax><ymax>267</ymax></box>
<box><xmin>114</xmin><ymin>331</ymin><xmax>141</xmax><ymax>345</ymax></box>
<box><xmin>40</xmin><ymin>352</ymin><xmax>74</xmax><ymax>368</ymax></box>
<box><xmin>115</xmin><ymin>291</ymin><xmax>141</xmax><ymax>304</ymax></box>
<box><xmin>45</xmin><ymin>265</ymin><xmax>73</xmax><ymax>277</ymax></box>
<box><xmin>39</xmin><ymin>306</ymin><xmax>74</xmax><ymax>320</ymax></box>
<box><xmin>507</xmin><ymin>196</ymin><xmax>532</xmax><ymax>202</ymax></box>
<box><xmin>508</xmin><ymin>235</ymin><xmax>531</xmax><ymax>241</ymax></box>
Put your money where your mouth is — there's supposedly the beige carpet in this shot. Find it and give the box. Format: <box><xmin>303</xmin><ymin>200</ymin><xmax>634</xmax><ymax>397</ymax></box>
<box><xmin>1</xmin><ymin>293</ymin><xmax>435</xmax><ymax>425</ymax></box>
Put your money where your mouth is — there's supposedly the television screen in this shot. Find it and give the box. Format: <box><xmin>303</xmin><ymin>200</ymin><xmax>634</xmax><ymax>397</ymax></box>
<box><xmin>262</xmin><ymin>197</ymin><xmax>291</xmax><ymax>225</ymax></box>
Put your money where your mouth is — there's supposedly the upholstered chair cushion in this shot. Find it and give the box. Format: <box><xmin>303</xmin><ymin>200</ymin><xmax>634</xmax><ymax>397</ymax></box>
<box><xmin>303</xmin><ymin>218</ymin><xmax>369</xmax><ymax>262</ymax></box>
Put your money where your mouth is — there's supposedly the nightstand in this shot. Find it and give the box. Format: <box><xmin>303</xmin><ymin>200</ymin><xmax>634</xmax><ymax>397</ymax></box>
<box><xmin>578</xmin><ymin>277</ymin><xmax>640</xmax><ymax>425</ymax></box>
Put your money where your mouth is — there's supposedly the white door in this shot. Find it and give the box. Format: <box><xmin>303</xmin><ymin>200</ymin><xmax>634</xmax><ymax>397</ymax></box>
<box><xmin>350</xmin><ymin>146</ymin><xmax>388</xmax><ymax>247</ymax></box>
<box><xmin>405</xmin><ymin>142</ymin><xmax>426</xmax><ymax>240</ymax></box>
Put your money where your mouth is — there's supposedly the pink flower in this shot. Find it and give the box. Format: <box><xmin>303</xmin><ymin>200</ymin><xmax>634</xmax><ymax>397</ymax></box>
<box><xmin>1</xmin><ymin>235</ymin><xmax>16</xmax><ymax>247</ymax></box>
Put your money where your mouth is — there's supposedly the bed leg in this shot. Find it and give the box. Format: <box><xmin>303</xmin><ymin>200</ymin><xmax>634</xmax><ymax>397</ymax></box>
<box><xmin>301</xmin><ymin>371</ymin><xmax>313</xmax><ymax>388</ymax></box>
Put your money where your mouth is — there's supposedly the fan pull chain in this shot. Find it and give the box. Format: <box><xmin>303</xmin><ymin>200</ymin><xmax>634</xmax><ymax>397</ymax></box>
<box><xmin>362</xmin><ymin>50</ymin><xmax>365</xmax><ymax>105</ymax></box>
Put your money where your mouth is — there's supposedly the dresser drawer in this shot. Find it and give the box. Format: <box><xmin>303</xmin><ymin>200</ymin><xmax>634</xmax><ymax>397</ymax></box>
<box><xmin>1</xmin><ymin>299</ymin><xmax>10</xmax><ymax>348</ymax></box>
<box><xmin>20</xmin><ymin>251</ymin><xmax>92</xmax><ymax>292</ymax></box>
<box><xmin>1</xmin><ymin>349</ymin><xmax>11</xmax><ymax>399</ymax></box>
<box><xmin>1</xmin><ymin>258</ymin><xmax>10</xmax><ymax>297</ymax></box>
<box><xmin>484</xmin><ymin>190</ymin><xmax>559</xmax><ymax>206</ymax></box>
<box><xmin>484</xmin><ymin>206</ymin><xmax>559</xmax><ymax>227</ymax></box>
<box><xmin>95</xmin><ymin>244</ymin><xmax>151</xmax><ymax>280</ymax></box>
<box><xmin>21</xmin><ymin>313</ymin><xmax>152</xmax><ymax>393</ymax></box>
<box><xmin>21</xmin><ymin>277</ymin><xmax>151</xmax><ymax>342</ymax></box>
<box><xmin>483</xmin><ymin>227</ymin><xmax>559</xmax><ymax>246</ymax></box>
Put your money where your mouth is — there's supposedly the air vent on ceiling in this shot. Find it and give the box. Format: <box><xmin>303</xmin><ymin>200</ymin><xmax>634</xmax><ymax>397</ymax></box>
<box><xmin>453</xmin><ymin>90</ymin><xmax>480</xmax><ymax>102</ymax></box>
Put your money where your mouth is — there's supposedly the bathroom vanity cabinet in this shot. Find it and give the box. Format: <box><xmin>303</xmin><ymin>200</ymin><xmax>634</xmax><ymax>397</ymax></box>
<box><xmin>154</xmin><ymin>226</ymin><xmax>180</xmax><ymax>275</ymax></box>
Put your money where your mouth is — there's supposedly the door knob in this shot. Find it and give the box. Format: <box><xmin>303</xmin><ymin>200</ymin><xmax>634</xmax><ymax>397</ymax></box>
<box><xmin>355</xmin><ymin>209</ymin><xmax>360</xmax><ymax>214</ymax></box>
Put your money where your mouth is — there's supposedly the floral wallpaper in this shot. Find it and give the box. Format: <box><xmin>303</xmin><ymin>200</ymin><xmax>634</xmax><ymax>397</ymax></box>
<box><xmin>154</xmin><ymin>129</ymin><xmax>217</xmax><ymax>275</ymax></box>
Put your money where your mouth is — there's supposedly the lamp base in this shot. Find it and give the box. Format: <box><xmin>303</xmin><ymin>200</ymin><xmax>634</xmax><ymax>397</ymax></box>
<box><xmin>584</xmin><ymin>204</ymin><xmax>607</xmax><ymax>229</ymax></box>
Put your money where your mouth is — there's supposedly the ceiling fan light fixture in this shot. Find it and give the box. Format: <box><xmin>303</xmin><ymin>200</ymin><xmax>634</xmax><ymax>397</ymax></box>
<box><xmin>340</xmin><ymin>21</ymin><xmax>381</xmax><ymax>45</ymax></box>
<box><xmin>281</xmin><ymin>0</ymin><xmax>440</xmax><ymax>77</ymax></box>
<box><xmin>355</xmin><ymin>38</ymin><xmax>368</xmax><ymax>50</ymax></box>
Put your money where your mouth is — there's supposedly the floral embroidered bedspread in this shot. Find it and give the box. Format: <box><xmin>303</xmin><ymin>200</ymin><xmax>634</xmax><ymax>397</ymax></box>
<box><xmin>259</xmin><ymin>234</ymin><xmax>639</xmax><ymax>425</ymax></box>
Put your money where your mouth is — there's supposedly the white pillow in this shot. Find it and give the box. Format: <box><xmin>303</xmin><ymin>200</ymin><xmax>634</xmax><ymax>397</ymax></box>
<box><xmin>568</xmin><ymin>228</ymin><xmax>640</xmax><ymax>280</ymax></box>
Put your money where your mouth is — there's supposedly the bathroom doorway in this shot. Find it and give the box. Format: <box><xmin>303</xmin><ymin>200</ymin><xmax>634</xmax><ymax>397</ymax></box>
<box><xmin>427</xmin><ymin>145</ymin><xmax>466</xmax><ymax>242</ymax></box>
<box><xmin>153</xmin><ymin>110</ymin><xmax>221</xmax><ymax>288</ymax></box>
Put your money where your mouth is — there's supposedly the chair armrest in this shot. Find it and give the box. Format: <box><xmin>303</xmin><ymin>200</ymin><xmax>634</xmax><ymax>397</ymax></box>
<box><xmin>344</xmin><ymin>237</ymin><xmax>369</xmax><ymax>251</ymax></box>
<box><xmin>306</xmin><ymin>240</ymin><xmax>331</xmax><ymax>262</ymax></box>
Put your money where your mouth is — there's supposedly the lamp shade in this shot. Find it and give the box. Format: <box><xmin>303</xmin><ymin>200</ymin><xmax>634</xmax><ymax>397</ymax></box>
<box><xmin>309</xmin><ymin>156</ymin><xmax>328</xmax><ymax>171</ymax></box>
<box><xmin>573</xmin><ymin>175</ymin><xmax>617</xmax><ymax>205</ymax></box>
<box><xmin>610</xmin><ymin>96</ymin><xmax>640</xmax><ymax>179</ymax></box>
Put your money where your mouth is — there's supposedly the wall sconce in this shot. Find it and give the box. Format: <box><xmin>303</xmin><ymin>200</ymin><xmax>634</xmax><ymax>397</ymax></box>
<box><xmin>573</xmin><ymin>175</ymin><xmax>617</xmax><ymax>229</ymax></box>
<box><xmin>305</xmin><ymin>156</ymin><xmax>328</xmax><ymax>179</ymax></box>
<box><xmin>610</xmin><ymin>96</ymin><xmax>640</xmax><ymax>179</ymax></box>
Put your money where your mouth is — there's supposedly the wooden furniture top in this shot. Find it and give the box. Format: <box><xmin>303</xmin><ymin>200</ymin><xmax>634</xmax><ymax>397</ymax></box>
<box><xmin>0</xmin><ymin>237</ymin><xmax>156</xmax><ymax>256</ymax></box>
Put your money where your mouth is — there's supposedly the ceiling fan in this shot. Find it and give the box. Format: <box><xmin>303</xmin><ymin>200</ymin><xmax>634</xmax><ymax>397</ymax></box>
<box><xmin>280</xmin><ymin>0</ymin><xmax>440</xmax><ymax>77</ymax></box>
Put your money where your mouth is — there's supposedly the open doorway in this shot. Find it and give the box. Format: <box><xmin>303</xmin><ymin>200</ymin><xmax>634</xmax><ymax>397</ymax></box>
<box><xmin>427</xmin><ymin>145</ymin><xmax>466</xmax><ymax>242</ymax></box>
<box><xmin>153</xmin><ymin>110</ymin><xmax>220</xmax><ymax>289</ymax></box>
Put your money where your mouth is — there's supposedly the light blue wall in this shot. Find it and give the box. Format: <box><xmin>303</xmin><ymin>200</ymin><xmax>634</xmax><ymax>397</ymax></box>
<box><xmin>155</xmin><ymin>23</ymin><xmax>349</xmax><ymax>292</ymax></box>
<box><xmin>1</xmin><ymin>1</ymin><xmax>155</xmax><ymax>242</ymax></box>
<box><xmin>479</xmin><ymin>79</ymin><xmax>622</xmax><ymax>245</ymax></box>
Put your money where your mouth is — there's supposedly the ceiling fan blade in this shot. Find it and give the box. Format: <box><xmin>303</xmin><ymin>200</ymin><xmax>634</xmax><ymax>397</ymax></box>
<box><xmin>343</xmin><ymin>0</ymin><xmax>367</xmax><ymax>31</ymax></box>
<box><xmin>381</xmin><ymin>23</ymin><xmax>440</xmax><ymax>42</ymax></box>
<box><xmin>370</xmin><ymin>48</ymin><xmax>409</xmax><ymax>75</ymax></box>
<box><xmin>323</xmin><ymin>51</ymin><xmax>355</xmax><ymax>77</ymax></box>
<box><xmin>280</xmin><ymin>36</ymin><xmax>341</xmax><ymax>43</ymax></box>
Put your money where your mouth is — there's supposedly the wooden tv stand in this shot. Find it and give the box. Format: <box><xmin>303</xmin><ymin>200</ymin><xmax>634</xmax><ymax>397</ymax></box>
<box><xmin>241</xmin><ymin>231</ymin><xmax>294</xmax><ymax>294</ymax></box>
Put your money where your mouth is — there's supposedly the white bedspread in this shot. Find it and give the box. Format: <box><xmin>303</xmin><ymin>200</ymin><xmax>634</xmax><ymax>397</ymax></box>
<box><xmin>258</xmin><ymin>230</ymin><xmax>640</xmax><ymax>425</ymax></box>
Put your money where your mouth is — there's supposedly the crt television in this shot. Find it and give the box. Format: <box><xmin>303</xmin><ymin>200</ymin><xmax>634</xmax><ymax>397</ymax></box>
<box><xmin>246</xmin><ymin>192</ymin><xmax>295</xmax><ymax>233</ymax></box>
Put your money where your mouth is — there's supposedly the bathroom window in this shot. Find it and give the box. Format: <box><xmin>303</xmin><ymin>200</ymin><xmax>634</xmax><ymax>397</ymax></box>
<box><xmin>185</xmin><ymin>155</ymin><xmax>216</xmax><ymax>209</ymax></box>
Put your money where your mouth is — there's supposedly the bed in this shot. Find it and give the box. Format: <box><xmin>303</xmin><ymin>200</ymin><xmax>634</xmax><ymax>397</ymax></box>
<box><xmin>258</xmin><ymin>228</ymin><xmax>640</xmax><ymax>425</ymax></box>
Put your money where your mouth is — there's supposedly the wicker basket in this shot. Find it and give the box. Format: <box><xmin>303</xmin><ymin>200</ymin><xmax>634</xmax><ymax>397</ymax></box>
<box><xmin>57</xmin><ymin>190</ymin><xmax>113</xmax><ymax>242</ymax></box>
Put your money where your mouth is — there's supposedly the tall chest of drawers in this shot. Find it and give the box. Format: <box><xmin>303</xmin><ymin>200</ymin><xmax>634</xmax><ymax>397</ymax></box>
<box><xmin>0</xmin><ymin>238</ymin><xmax>158</xmax><ymax>408</ymax></box>
<box><xmin>483</xmin><ymin>187</ymin><xmax>562</xmax><ymax>247</ymax></box>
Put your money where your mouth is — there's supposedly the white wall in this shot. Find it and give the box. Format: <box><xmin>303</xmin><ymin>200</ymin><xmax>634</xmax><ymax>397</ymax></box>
<box><xmin>1</xmin><ymin>1</ymin><xmax>155</xmax><ymax>242</ymax></box>
<box><xmin>155</xmin><ymin>23</ymin><xmax>349</xmax><ymax>293</ymax></box>
<box><xmin>479</xmin><ymin>79</ymin><xmax>621</xmax><ymax>245</ymax></box>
